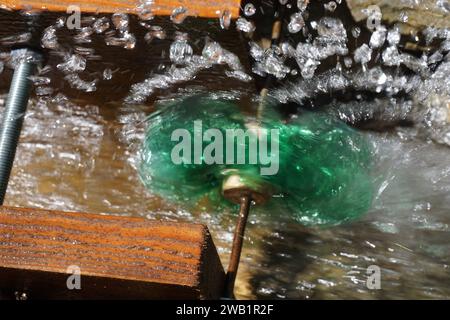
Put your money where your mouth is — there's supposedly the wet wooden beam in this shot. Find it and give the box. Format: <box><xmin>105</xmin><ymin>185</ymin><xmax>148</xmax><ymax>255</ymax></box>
<box><xmin>0</xmin><ymin>0</ymin><xmax>241</xmax><ymax>18</ymax></box>
<box><xmin>0</xmin><ymin>206</ymin><xmax>225</xmax><ymax>299</ymax></box>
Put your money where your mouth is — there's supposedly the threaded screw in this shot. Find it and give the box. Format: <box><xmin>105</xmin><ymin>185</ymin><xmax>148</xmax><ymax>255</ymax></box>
<box><xmin>0</xmin><ymin>48</ymin><xmax>41</xmax><ymax>205</ymax></box>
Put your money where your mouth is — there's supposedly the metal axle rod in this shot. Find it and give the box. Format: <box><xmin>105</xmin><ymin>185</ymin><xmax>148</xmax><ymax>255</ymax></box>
<box><xmin>224</xmin><ymin>194</ymin><xmax>252</xmax><ymax>298</ymax></box>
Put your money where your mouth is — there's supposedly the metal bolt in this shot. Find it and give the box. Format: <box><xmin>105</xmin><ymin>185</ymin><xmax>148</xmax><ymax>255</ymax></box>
<box><xmin>0</xmin><ymin>48</ymin><xmax>41</xmax><ymax>204</ymax></box>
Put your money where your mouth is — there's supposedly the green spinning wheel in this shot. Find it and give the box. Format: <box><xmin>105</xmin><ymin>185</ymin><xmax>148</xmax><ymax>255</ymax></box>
<box><xmin>139</xmin><ymin>94</ymin><xmax>373</xmax><ymax>226</ymax></box>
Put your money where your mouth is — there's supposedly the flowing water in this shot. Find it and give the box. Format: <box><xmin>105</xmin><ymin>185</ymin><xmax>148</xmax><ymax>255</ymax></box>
<box><xmin>0</xmin><ymin>1</ymin><xmax>449</xmax><ymax>299</ymax></box>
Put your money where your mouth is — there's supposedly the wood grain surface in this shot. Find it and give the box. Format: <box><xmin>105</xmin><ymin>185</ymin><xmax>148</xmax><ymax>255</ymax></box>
<box><xmin>0</xmin><ymin>206</ymin><xmax>225</xmax><ymax>299</ymax></box>
<box><xmin>0</xmin><ymin>0</ymin><xmax>241</xmax><ymax>18</ymax></box>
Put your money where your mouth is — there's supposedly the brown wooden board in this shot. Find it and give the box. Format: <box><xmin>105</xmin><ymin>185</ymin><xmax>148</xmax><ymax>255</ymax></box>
<box><xmin>0</xmin><ymin>206</ymin><xmax>225</xmax><ymax>299</ymax></box>
<box><xmin>0</xmin><ymin>0</ymin><xmax>241</xmax><ymax>18</ymax></box>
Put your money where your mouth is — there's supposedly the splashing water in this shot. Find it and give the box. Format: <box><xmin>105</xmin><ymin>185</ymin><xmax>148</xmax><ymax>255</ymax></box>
<box><xmin>0</xmin><ymin>0</ymin><xmax>449</xmax><ymax>299</ymax></box>
<box><xmin>125</xmin><ymin>39</ymin><xmax>251</xmax><ymax>104</ymax></box>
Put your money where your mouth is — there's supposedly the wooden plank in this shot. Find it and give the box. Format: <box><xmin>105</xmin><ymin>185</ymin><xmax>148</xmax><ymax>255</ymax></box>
<box><xmin>0</xmin><ymin>0</ymin><xmax>241</xmax><ymax>18</ymax></box>
<box><xmin>0</xmin><ymin>206</ymin><xmax>225</xmax><ymax>299</ymax></box>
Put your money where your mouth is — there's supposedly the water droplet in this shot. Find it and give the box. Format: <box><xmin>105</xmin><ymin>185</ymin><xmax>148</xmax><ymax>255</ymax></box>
<box><xmin>112</xmin><ymin>13</ymin><xmax>129</xmax><ymax>32</ymax></box>
<box><xmin>28</xmin><ymin>75</ymin><xmax>51</xmax><ymax>85</ymax></box>
<box><xmin>144</xmin><ymin>26</ymin><xmax>166</xmax><ymax>43</ymax></box>
<box><xmin>368</xmin><ymin>67</ymin><xmax>387</xmax><ymax>85</ymax></box>
<box><xmin>93</xmin><ymin>17</ymin><xmax>110</xmax><ymax>34</ymax></box>
<box><xmin>252</xmin><ymin>46</ymin><xmax>290</xmax><ymax>79</ymax></box>
<box><xmin>317</xmin><ymin>17</ymin><xmax>346</xmax><ymax>40</ymax></box>
<box><xmin>55</xmin><ymin>16</ymin><xmax>65</xmax><ymax>28</ymax></box>
<box><xmin>64</xmin><ymin>74</ymin><xmax>97</xmax><ymax>92</ymax></box>
<box><xmin>351</xmin><ymin>26</ymin><xmax>360</xmax><ymax>38</ymax></box>
<box><xmin>138</xmin><ymin>10</ymin><xmax>155</xmax><ymax>21</ymax></box>
<box><xmin>170</xmin><ymin>32</ymin><xmax>193</xmax><ymax>64</ymax></box>
<box><xmin>15</xmin><ymin>292</ymin><xmax>28</xmax><ymax>301</ymax></box>
<box><xmin>244</xmin><ymin>3</ymin><xmax>256</xmax><ymax>16</ymax></box>
<box><xmin>387</xmin><ymin>27</ymin><xmax>401</xmax><ymax>45</ymax></box>
<box><xmin>225</xmin><ymin>70</ymin><xmax>252</xmax><ymax>82</ymax></box>
<box><xmin>57</xmin><ymin>54</ymin><xmax>86</xmax><ymax>73</ymax></box>
<box><xmin>220</xmin><ymin>10</ymin><xmax>231</xmax><ymax>29</ymax></box>
<box><xmin>103</xmin><ymin>68</ymin><xmax>113</xmax><ymax>80</ymax></box>
<box><xmin>354</xmin><ymin>44</ymin><xmax>372</xmax><ymax>64</ymax></box>
<box><xmin>297</xmin><ymin>0</ymin><xmax>308</xmax><ymax>11</ymax></box>
<box><xmin>105</xmin><ymin>31</ymin><xmax>136</xmax><ymax>50</ymax></box>
<box><xmin>428</xmin><ymin>51</ymin><xmax>443</xmax><ymax>65</ymax></box>
<box><xmin>369</xmin><ymin>26</ymin><xmax>386</xmax><ymax>48</ymax></box>
<box><xmin>382</xmin><ymin>46</ymin><xmax>401</xmax><ymax>66</ymax></box>
<box><xmin>236</xmin><ymin>17</ymin><xmax>255</xmax><ymax>33</ymax></box>
<box><xmin>137</xmin><ymin>0</ymin><xmax>155</xmax><ymax>21</ymax></box>
<box><xmin>73</xmin><ymin>27</ymin><xmax>93</xmax><ymax>44</ymax></box>
<box><xmin>324</xmin><ymin>1</ymin><xmax>337</xmax><ymax>12</ymax></box>
<box><xmin>288</xmin><ymin>13</ymin><xmax>305</xmax><ymax>33</ymax></box>
<box><xmin>344</xmin><ymin>57</ymin><xmax>353</xmax><ymax>68</ymax></box>
<box><xmin>399</xmin><ymin>11</ymin><xmax>408</xmax><ymax>22</ymax></box>
<box><xmin>300</xmin><ymin>59</ymin><xmax>318</xmax><ymax>79</ymax></box>
<box><xmin>170</xmin><ymin>6</ymin><xmax>188</xmax><ymax>24</ymax></box>
<box><xmin>41</xmin><ymin>26</ymin><xmax>58</xmax><ymax>49</ymax></box>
